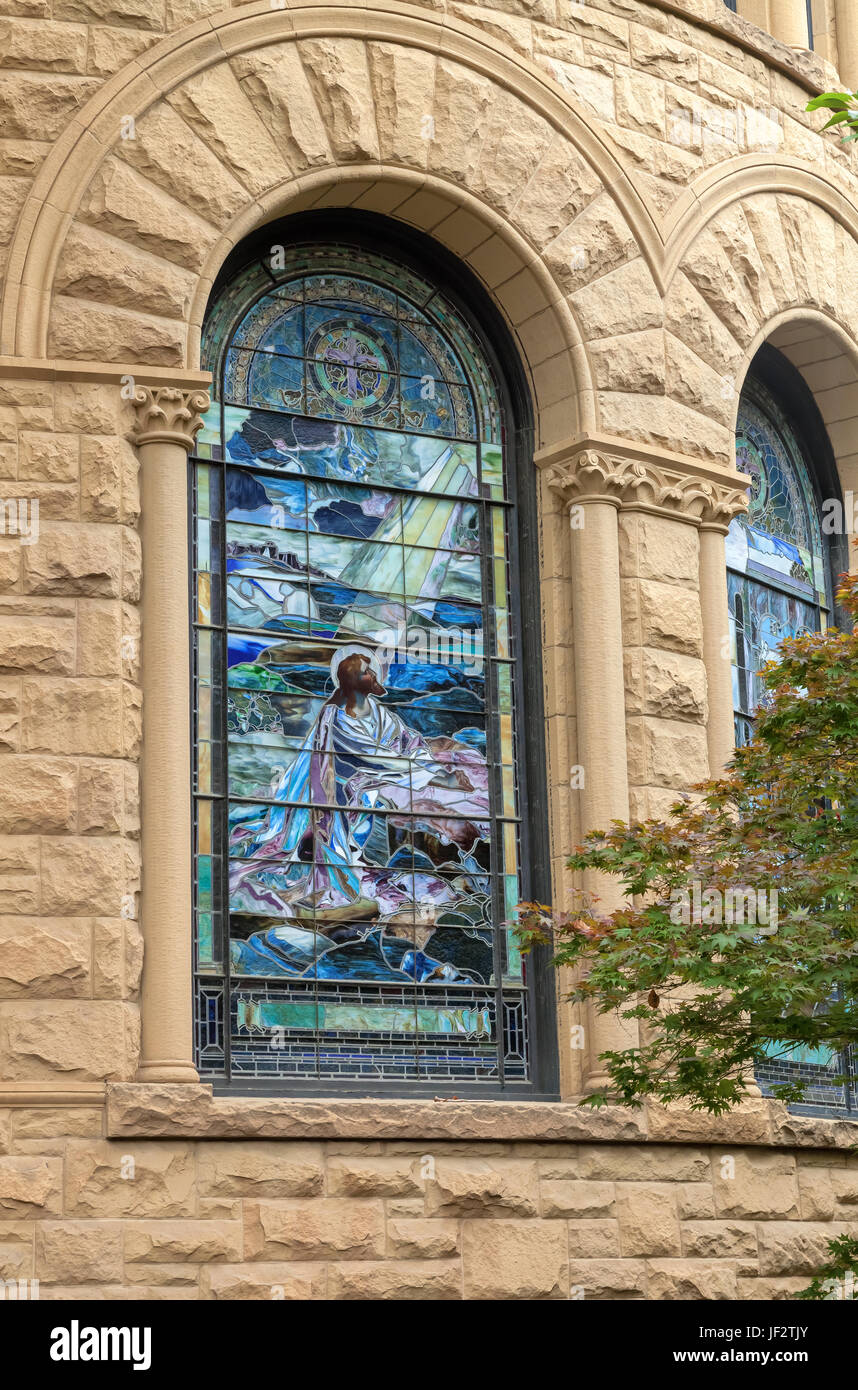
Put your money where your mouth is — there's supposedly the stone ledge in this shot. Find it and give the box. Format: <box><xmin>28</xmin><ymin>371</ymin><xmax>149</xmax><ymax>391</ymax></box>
<box><xmin>104</xmin><ymin>1085</ymin><xmax>858</xmax><ymax>1149</ymax></box>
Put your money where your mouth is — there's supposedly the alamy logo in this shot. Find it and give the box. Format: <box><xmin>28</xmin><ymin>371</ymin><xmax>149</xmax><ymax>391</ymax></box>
<box><xmin>1</xmin><ymin>1277</ymin><xmax>38</xmax><ymax>1299</ymax></box>
<box><xmin>669</xmin><ymin>880</ymin><xmax>778</xmax><ymax>936</ymax></box>
<box><xmin>0</xmin><ymin>497</ymin><xmax>38</xmax><ymax>544</ymax></box>
<box><xmin>50</xmin><ymin>1321</ymin><xmax>152</xmax><ymax>1371</ymax></box>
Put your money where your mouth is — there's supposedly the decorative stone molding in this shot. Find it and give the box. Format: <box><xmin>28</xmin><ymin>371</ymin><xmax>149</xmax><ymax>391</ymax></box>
<box><xmin>130</xmin><ymin>385</ymin><xmax>211</xmax><ymax>452</ymax></box>
<box><xmin>0</xmin><ymin>1082</ymin><xmax>106</xmax><ymax>1109</ymax></box>
<box><xmin>546</xmin><ymin>445</ymin><xmax>749</xmax><ymax>529</ymax></box>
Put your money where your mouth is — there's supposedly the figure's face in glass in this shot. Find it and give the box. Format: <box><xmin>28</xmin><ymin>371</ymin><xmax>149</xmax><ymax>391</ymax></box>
<box><xmin>354</xmin><ymin>658</ymin><xmax>385</xmax><ymax>698</ymax></box>
<box><xmin>337</xmin><ymin>653</ymin><xmax>386</xmax><ymax>699</ymax></box>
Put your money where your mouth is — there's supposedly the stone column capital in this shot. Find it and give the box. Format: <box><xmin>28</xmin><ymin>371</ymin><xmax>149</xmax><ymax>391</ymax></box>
<box><xmin>546</xmin><ymin>445</ymin><xmax>749</xmax><ymax>528</ymax></box>
<box><xmin>131</xmin><ymin>385</ymin><xmax>211</xmax><ymax>452</ymax></box>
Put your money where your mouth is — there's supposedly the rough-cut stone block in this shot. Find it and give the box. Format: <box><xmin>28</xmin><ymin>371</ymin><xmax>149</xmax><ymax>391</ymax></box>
<box><xmin>11</xmin><ymin>1107</ymin><xmax>101</xmax><ymax>1140</ymax></box>
<box><xmin>616</xmin><ymin>1184</ymin><xmax>682</xmax><ymax>1256</ymax></box>
<box><xmin>0</xmin><ymin>1001</ymin><xmax>136</xmax><ymax>1081</ymax></box>
<box><xmin>244</xmin><ymin>1199</ymin><xmax>386</xmax><ymax>1262</ymax></box>
<box><xmin>0</xmin><ymin>73</ymin><xmax>98</xmax><ymax>141</ymax></box>
<box><xmin>86</xmin><ymin>24</ymin><xmax>154</xmax><ymax>77</ymax></box>
<box><xmin>676</xmin><ymin>1183</ymin><xmax>715</xmax><ymax>1220</ymax></box>
<box><xmin>386</xmin><ymin>1219</ymin><xmax>459</xmax><ymax>1259</ymax></box>
<box><xmin>568</xmin><ymin>1219</ymin><xmax>621</xmax><ymax>1258</ymax></box>
<box><xmin>168</xmin><ymin>62</ymin><xmax>292</xmax><ymax>195</ymax></box>
<box><xmin>197</xmin><ymin>1143</ymin><xmax>323</xmax><ymax>1199</ymax></box>
<box><xmin>36</xmin><ymin>1221</ymin><xmax>122</xmax><ymax>1283</ymax></box>
<box><xmin>201</xmin><ymin>1262</ymin><xmax>327</xmax><ymax>1300</ymax></box>
<box><xmin>681</xmin><ymin>1220</ymin><xmax>758</xmax><ymax>1263</ymax></box>
<box><xmin>713</xmin><ymin>1152</ymin><xmax>799</xmax><ymax>1220</ymax></box>
<box><xmin>639</xmin><ymin>716</ymin><xmax>709</xmax><ymax>789</ymax></box>
<box><xmin>736</xmin><ymin>1275</ymin><xmax>815</xmax><ymax>1300</ymax></box>
<box><xmin>18</xmin><ymin>432</ymin><xmax>78</xmax><ymax>483</ymax></box>
<box><xmin>567</xmin><ymin>1257</ymin><xmax>647</xmax><ymax>1300</ymax></box>
<box><xmin>327</xmin><ymin>1155</ymin><xmax>422</xmax><ymax>1199</ymax></box>
<box><xmin>0</xmin><ymin>918</ymin><xmax>89</xmax><ymax>997</ymax></box>
<box><xmin>125</xmin><ymin>1221</ymin><xmax>241</xmax><ymax>1264</ymax></box>
<box><xmin>626</xmin><ymin>579</ymin><xmax>704</xmax><ymax>657</ymax></box>
<box><xmin>77</xmin><ymin>158</ymin><xmax>215</xmax><ymax>272</ymax></box>
<box><xmin>119</xmin><ymin>99</ymin><xmax>248</xmax><ymax>226</ymax></box>
<box><xmin>54</xmin><ymin>223</ymin><xmax>195</xmax><ymax>322</ymax></box>
<box><xmin>799</xmin><ymin>1168</ymin><xmax>836</xmax><ymax>1221</ymax></box>
<box><xmin>630</xmin><ymin>26</ymin><xmax>698</xmax><ymax>83</ymax></box>
<box><xmin>0</xmin><ymin>756</ymin><xmax>76</xmax><ymax>831</ymax></box>
<box><xmin>23</xmin><ymin>523</ymin><xmax>121</xmax><ymax>597</ymax></box>
<box><xmin>573</xmin><ymin>1144</ymin><xmax>711</xmax><ymax>1182</ymax></box>
<box><xmin>0</xmin><ymin>18</ymin><xmax>88</xmax><ymax>74</ymax></box>
<box><xmin>540</xmin><ymin>1179</ymin><xmax>615</xmax><ymax>1218</ymax></box>
<box><xmin>40</xmin><ymin>837</ymin><xmax>126</xmax><ymax>914</ymax></box>
<box><xmin>22</xmin><ymin>682</ymin><xmax>122</xmax><ymax>758</ymax></box>
<box><xmin>79</xmin><ymin>437</ymin><xmax>128</xmax><ymax>523</ymax></box>
<box><xmin>54</xmin><ymin>0</ymin><xmax>165</xmax><ymax>28</ymax></box>
<box><xmin>0</xmin><ymin>617</ymin><xmax>73</xmax><ymax>675</ymax></box>
<box><xmin>49</xmin><ymin>297</ymin><xmax>185</xmax><ymax>367</ymax></box>
<box><xmin>0</xmin><ymin>1155</ymin><xmax>62</xmax><ymax>1215</ymax></box>
<box><xmin>645</xmin><ymin>1100</ymin><xmax>773</xmax><ymax>1146</ymax></box>
<box><xmin>757</xmin><ymin>1221</ymin><xmax>858</xmax><ymax>1276</ymax></box>
<box><xmin>425</xmin><ymin>1159</ymin><xmax>539</xmax><ymax>1217</ymax></box>
<box><xmin>463</xmin><ymin>1220</ymin><xmax>567</xmax><ymax>1299</ymax></box>
<box><xmin>78</xmin><ymin>760</ymin><xmax>125</xmax><ymax>834</ymax></box>
<box><xmin>619</xmin><ymin>511</ymin><xmax>699</xmax><ymax>584</ymax></box>
<box><xmin>329</xmin><ymin>1259</ymin><xmax>461</xmax><ymax>1301</ymax></box>
<box><xmin>65</xmin><ymin>1140</ymin><xmax>195</xmax><ymax>1218</ymax></box>
<box><xmin>646</xmin><ymin>1258</ymin><xmax>738</xmax><ymax>1300</ymax></box>
<box><xmin>367</xmin><ymin>41</ymin><xmax>437</xmax><ymax>168</ymax></box>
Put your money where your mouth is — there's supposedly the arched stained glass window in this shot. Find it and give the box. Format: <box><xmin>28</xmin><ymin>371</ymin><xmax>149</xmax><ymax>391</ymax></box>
<box><xmin>730</xmin><ymin>352</ymin><xmax>854</xmax><ymax>1115</ymax></box>
<box><xmin>190</xmin><ymin>224</ymin><xmax>553</xmax><ymax>1093</ymax></box>
<box><xmin>728</xmin><ymin>369</ymin><xmax>833</xmax><ymax>748</ymax></box>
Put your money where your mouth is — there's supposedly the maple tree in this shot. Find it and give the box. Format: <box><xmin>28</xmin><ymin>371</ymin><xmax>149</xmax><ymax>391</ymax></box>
<box><xmin>517</xmin><ymin>571</ymin><xmax>858</xmax><ymax>1114</ymax></box>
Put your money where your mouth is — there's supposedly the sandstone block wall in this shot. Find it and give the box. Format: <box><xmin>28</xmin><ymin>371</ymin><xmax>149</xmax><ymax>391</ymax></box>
<box><xmin>0</xmin><ymin>375</ymin><xmax>141</xmax><ymax>1082</ymax></box>
<box><xmin>1</xmin><ymin>1108</ymin><xmax>857</xmax><ymax>1299</ymax></box>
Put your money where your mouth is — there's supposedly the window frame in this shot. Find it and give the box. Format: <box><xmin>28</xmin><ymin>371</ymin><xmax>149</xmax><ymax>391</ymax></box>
<box><xmin>190</xmin><ymin>211</ymin><xmax>560</xmax><ymax>1100</ymax></box>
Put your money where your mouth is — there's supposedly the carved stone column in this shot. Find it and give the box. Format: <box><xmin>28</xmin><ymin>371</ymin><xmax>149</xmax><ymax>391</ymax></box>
<box><xmin>131</xmin><ymin>385</ymin><xmax>210</xmax><ymax>1084</ymax></box>
<box><xmin>547</xmin><ymin>451</ymin><xmax>637</xmax><ymax>1092</ymax></box>
<box><xmin>835</xmin><ymin>0</ymin><xmax>858</xmax><ymax>89</ymax></box>
<box><xmin>769</xmin><ymin>0</ymin><xmax>810</xmax><ymax>48</ymax></box>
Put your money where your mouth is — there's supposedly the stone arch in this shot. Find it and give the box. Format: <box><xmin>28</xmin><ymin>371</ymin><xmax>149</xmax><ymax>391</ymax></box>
<box><xmin>0</xmin><ymin>1</ymin><xmax>666</xmax><ymax>453</ymax></box>
<box><xmin>665</xmin><ymin>174</ymin><xmax>858</xmax><ymax>472</ymax></box>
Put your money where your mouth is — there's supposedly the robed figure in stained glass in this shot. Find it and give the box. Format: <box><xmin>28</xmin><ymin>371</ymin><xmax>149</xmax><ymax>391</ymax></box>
<box><xmin>229</xmin><ymin>643</ymin><xmax>491</xmax><ymax>982</ymax></box>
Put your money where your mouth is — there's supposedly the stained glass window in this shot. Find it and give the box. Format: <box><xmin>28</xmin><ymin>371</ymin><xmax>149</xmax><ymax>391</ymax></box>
<box><xmin>191</xmin><ymin>238</ymin><xmax>543</xmax><ymax>1090</ymax></box>
<box><xmin>728</xmin><ymin>375</ymin><xmax>831</xmax><ymax>748</ymax></box>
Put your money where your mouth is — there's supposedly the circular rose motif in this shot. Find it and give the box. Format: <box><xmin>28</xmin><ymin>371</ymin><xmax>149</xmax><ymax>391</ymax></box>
<box><xmin>306</xmin><ymin>319</ymin><xmax>396</xmax><ymax>416</ymax></box>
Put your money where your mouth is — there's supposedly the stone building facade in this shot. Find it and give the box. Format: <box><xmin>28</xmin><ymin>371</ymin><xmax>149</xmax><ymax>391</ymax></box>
<box><xmin>2</xmin><ymin>0</ymin><xmax>858</xmax><ymax>1301</ymax></box>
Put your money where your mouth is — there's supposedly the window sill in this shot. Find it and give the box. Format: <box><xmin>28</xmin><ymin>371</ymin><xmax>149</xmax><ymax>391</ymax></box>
<box><xmin>104</xmin><ymin>1083</ymin><xmax>858</xmax><ymax>1150</ymax></box>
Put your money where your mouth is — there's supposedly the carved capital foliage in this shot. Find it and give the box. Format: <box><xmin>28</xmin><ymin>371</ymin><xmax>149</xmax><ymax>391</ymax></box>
<box><xmin>131</xmin><ymin>385</ymin><xmax>211</xmax><ymax>452</ymax></box>
<box><xmin>548</xmin><ymin>448</ymin><xmax>748</xmax><ymax>528</ymax></box>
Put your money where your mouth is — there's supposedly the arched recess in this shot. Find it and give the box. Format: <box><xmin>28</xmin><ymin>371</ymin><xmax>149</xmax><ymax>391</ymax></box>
<box><xmin>664</xmin><ymin>174</ymin><xmax>858</xmax><ymax>476</ymax></box>
<box><xmin>0</xmin><ymin>0</ymin><xmax>669</xmax><ymax>456</ymax></box>
<box><xmin>757</xmin><ymin>319</ymin><xmax>858</xmax><ymax>579</ymax></box>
